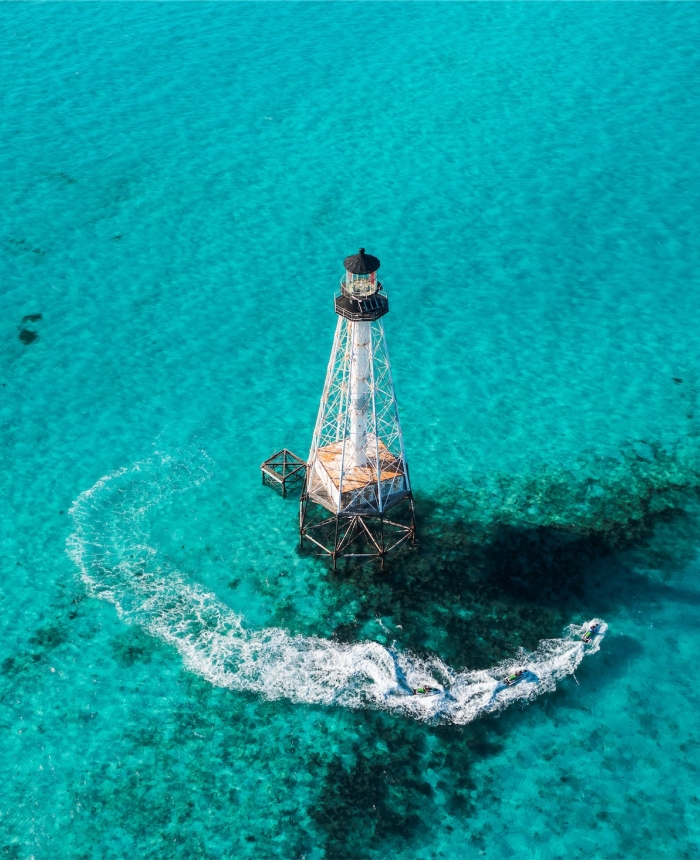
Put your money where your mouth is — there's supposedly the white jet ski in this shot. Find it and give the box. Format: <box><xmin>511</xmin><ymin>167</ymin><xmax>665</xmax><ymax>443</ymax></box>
<box><xmin>412</xmin><ymin>684</ymin><xmax>441</xmax><ymax>697</ymax></box>
<box><xmin>503</xmin><ymin>669</ymin><xmax>526</xmax><ymax>687</ymax></box>
<box><xmin>581</xmin><ymin>621</ymin><xmax>601</xmax><ymax>644</ymax></box>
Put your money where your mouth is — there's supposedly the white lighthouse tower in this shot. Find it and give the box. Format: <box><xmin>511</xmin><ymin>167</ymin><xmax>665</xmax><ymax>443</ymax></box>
<box><xmin>300</xmin><ymin>249</ymin><xmax>416</xmax><ymax>569</ymax></box>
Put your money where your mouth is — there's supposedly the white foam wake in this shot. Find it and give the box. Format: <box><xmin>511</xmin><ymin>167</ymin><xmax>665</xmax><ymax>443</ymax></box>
<box><xmin>66</xmin><ymin>452</ymin><xmax>606</xmax><ymax>724</ymax></box>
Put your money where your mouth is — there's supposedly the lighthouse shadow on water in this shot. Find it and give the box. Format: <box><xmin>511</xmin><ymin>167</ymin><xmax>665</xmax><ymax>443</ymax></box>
<box><xmin>314</xmin><ymin>434</ymin><xmax>700</xmax><ymax>673</ymax></box>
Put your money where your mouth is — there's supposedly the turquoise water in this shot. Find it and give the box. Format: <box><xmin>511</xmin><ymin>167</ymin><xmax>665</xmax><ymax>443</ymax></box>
<box><xmin>2</xmin><ymin>2</ymin><xmax>700</xmax><ymax>857</ymax></box>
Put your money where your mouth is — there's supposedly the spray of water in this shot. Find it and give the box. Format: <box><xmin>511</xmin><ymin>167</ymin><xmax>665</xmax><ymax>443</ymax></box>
<box><xmin>66</xmin><ymin>451</ymin><xmax>606</xmax><ymax>724</ymax></box>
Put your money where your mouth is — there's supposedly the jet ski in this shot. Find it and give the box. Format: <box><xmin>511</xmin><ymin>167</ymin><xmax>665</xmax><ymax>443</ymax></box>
<box><xmin>581</xmin><ymin>623</ymin><xmax>600</xmax><ymax>644</ymax></box>
<box><xmin>412</xmin><ymin>685</ymin><xmax>440</xmax><ymax>697</ymax></box>
<box><xmin>503</xmin><ymin>670</ymin><xmax>525</xmax><ymax>687</ymax></box>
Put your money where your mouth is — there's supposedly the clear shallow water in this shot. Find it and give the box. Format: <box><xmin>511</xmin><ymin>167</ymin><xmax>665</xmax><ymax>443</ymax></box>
<box><xmin>2</xmin><ymin>3</ymin><xmax>700</xmax><ymax>858</ymax></box>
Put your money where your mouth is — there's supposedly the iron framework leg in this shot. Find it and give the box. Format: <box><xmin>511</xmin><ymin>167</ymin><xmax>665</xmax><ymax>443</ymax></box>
<box><xmin>299</xmin><ymin>493</ymin><xmax>416</xmax><ymax>572</ymax></box>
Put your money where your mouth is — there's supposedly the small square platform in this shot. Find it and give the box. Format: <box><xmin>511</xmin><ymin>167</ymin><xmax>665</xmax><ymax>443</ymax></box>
<box><xmin>261</xmin><ymin>449</ymin><xmax>306</xmax><ymax>496</ymax></box>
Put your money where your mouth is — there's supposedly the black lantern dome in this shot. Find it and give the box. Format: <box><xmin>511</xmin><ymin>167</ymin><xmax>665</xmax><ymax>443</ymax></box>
<box><xmin>343</xmin><ymin>248</ymin><xmax>381</xmax><ymax>275</ymax></box>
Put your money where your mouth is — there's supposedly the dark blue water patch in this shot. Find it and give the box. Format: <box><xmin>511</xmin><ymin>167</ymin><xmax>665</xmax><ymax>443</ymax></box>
<box><xmin>18</xmin><ymin>329</ymin><xmax>38</xmax><ymax>345</ymax></box>
<box><xmin>0</xmin><ymin>623</ymin><xmax>68</xmax><ymax>695</ymax></box>
<box><xmin>52</xmin><ymin>428</ymin><xmax>700</xmax><ymax>856</ymax></box>
<box><xmin>300</xmin><ymin>448</ymin><xmax>700</xmax><ymax>858</ymax></box>
<box><xmin>49</xmin><ymin>172</ymin><xmax>77</xmax><ymax>186</ymax></box>
<box><xmin>0</xmin><ymin>583</ymin><xmax>100</xmax><ymax>705</ymax></box>
<box><xmin>18</xmin><ymin>313</ymin><xmax>42</xmax><ymax>345</ymax></box>
<box><xmin>3</xmin><ymin>238</ymin><xmax>45</xmax><ymax>258</ymax></box>
<box><xmin>28</xmin><ymin>623</ymin><xmax>67</xmax><ymax>650</ymax></box>
<box><xmin>307</xmin><ymin>703</ymin><xmax>526</xmax><ymax>860</ymax></box>
<box><xmin>26</xmin><ymin>437</ymin><xmax>700</xmax><ymax>860</ymax></box>
<box><xmin>313</xmin><ymin>439</ymin><xmax>700</xmax><ymax>671</ymax></box>
<box><xmin>109</xmin><ymin>628</ymin><xmax>156</xmax><ymax>668</ymax></box>
<box><xmin>66</xmin><ymin>674</ymin><xmax>318</xmax><ymax>860</ymax></box>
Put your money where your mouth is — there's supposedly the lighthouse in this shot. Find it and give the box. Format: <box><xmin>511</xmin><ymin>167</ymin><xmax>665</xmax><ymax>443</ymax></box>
<box><xmin>300</xmin><ymin>249</ymin><xmax>416</xmax><ymax>569</ymax></box>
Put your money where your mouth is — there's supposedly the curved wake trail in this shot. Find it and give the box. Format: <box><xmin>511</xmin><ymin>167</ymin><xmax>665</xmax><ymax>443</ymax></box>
<box><xmin>67</xmin><ymin>452</ymin><xmax>606</xmax><ymax>724</ymax></box>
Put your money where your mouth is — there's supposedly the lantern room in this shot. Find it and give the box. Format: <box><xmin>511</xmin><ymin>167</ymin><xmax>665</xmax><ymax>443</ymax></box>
<box><xmin>341</xmin><ymin>248</ymin><xmax>381</xmax><ymax>299</ymax></box>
